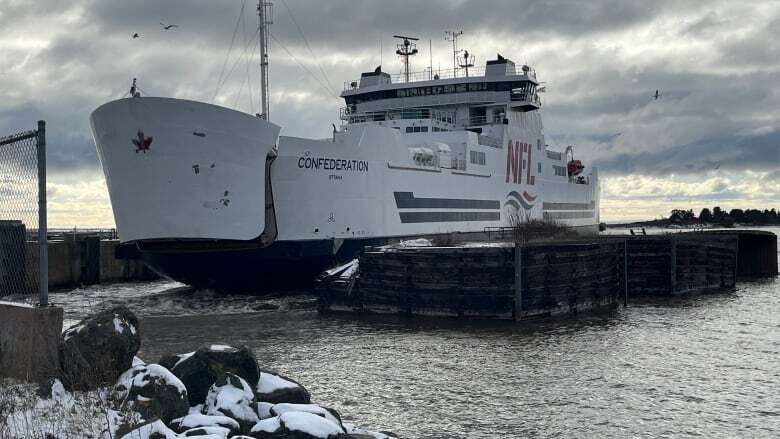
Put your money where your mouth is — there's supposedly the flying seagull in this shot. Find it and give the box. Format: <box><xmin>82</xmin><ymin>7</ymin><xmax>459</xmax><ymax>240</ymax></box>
<box><xmin>653</xmin><ymin>90</ymin><xmax>660</xmax><ymax>100</ymax></box>
<box><xmin>160</xmin><ymin>22</ymin><xmax>178</xmax><ymax>30</ymax></box>
<box><xmin>132</xmin><ymin>33</ymin><xmax>140</xmax><ymax>38</ymax></box>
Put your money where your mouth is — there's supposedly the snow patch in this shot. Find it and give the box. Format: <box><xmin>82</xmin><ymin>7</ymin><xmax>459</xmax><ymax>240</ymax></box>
<box><xmin>115</xmin><ymin>364</ymin><xmax>187</xmax><ymax>400</ymax></box>
<box><xmin>119</xmin><ymin>420</ymin><xmax>179</xmax><ymax>439</ymax></box>
<box><xmin>251</xmin><ymin>416</ymin><xmax>281</xmax><ymax>433</ymax></box>
<box><xmin>281</xmin><ymin>411</ymin><xmax>344</xmax><ymax>437</ymax></box>
<box><xmin>172</xmin><ymin>413</ymin><xmax>240</xmax><ymax>431</ymax></box>
<box><xmin>209</xmin><ymin>344</ymin><xmax>234</xmax><ymax>351</ymax></box>
<box><xmin>113</xmin><ymin>315</ymin><xmax>125</xmax><ymax>334</ymax></box>
<box><xmin>257</xmin><ymin>372</ymin><xmax>299</xmax><ymax>394</ymax></box>
<box><xmin>256</xmin><ymin>401</ymin><xmax>275</xmax><ymax>419</ymax></box>
<box><xmin>344</xmin><ymin>422</ymin><xmax>397</xmax><ymax>439</ymax></box>
<box><xmin>132</xmin><ymin>356</ymin><xmax>145</xmax><ymax>366</ymax></box>
<box><xmin>173</xmin><ymin>351</ymin><xmax>195</xmax><ymax>369</ymax></box>
<box><xmin>398</xmin><ymin>238</ymin><xmax>432</xmax><ymax>247</ymax></box>
<box><xmin>203</xmin><ymin>374</ymin><xmax>258</xmax><ymax>426</ymax></box>
<box><xmin>272</xmin><ymin>403</ymin><xmax>341</xmax><ymax>428</ymax></box>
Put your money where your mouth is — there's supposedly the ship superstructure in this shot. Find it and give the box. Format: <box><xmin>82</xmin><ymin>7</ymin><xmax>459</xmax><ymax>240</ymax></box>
<box><xmin>90</xmin><ymin>18</ymin><xmax>599</xmax><ymax>291</ymax></box>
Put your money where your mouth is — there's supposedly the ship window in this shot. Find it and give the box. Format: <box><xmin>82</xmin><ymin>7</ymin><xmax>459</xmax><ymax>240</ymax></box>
<box><xmin>538</xmin><ymin>162</ymin><xmax>542</xmax><ymax>173</ymax></box>
<box><xmin>553</xmin><ymin>165</ymin><xmax>566</xmax><ymax>176</ymax></box>
<box><xmin>421</xmin><ymin>126</ymin><xmax>429</xmax><ymax>133</ymax></box>
<box><xmin>433</xmin><ymin>127</ymin><xmax>440</xmax><ymax>132</ymax></box>
<box><xmin>470</xmin><ymin>150</ymin><xmax>486</xmax><ymax>165</ymax></box>
<box><xmin>537</xmin><ymin>139</ymin><xmax>541</xmax><ymax>150</ymax></box>
<box><xmin>406</xmin><ymin>127</ymin><xmax>414</xmax><ymax>133</ymax></box>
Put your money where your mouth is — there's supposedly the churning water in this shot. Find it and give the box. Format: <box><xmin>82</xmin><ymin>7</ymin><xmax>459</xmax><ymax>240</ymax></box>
<box><xmin>52</xmin><ymin>228</ymin><xmax>779</xmax><ymax>438</ymax></box>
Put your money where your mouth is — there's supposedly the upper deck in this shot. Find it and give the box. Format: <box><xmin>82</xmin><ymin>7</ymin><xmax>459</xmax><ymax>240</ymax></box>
<box><xmin>340</xmin><ymin>55</ymin><xmax>541</xmax><ymax>114</ymax></box>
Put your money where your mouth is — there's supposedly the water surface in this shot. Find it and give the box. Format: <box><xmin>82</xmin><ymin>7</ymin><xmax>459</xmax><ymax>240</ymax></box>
<box><xmin>52</xmin><ymin>228</ymin><xmax>780</xmax><ymax>438</ymax></box>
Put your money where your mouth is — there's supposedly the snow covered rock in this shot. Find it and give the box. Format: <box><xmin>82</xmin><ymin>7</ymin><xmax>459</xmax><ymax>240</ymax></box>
<box><xmin>59</xmin><ymin>305</ymin><xmax>141</xmax><ymax>390</ymax></box>
<box><xmin>203</xmin><ymin>372</ymin><xmax>260</xmax><ymax>434</ymax></box>
<box><xmin>119</xmin><ymin>419</ymin><xmax>179</xmax><ymax>439</ymax></box>
<box><xmin>254</xmin><ymin>401</ymin><xmax>275</xmax><ymax>420</ymax></box>
<box><xmin>111</xmin><ymin>363</ymin><xmax>189</xmax><ymax>424</ymax></box>
<box><xmin>171</xmin><ymin>413</ymin><xmax>241</xmax><ymax>436</ymax></box>
<box><xmin>160</xmin><ymin>344</ymin><xmax>260</xmax><ymax>406</ymax></box>
<box><xmin>255</xmin><ymin>370</ymin><xmax>311</xmax><ymax>404</ymax></box>
<box><xmin>270</xmin><ymin>403</ymin><xmax>343</xmax><ymax>430</ymax></box>
<box><xmin>181</xmin><ymin>425</ymin><xmax>232</xmax><ymax>437</ymax></box>
<box><xmin>250</xmin><ymin>411</ymin><xmax>344</xmax><ymax>439</ymax></box>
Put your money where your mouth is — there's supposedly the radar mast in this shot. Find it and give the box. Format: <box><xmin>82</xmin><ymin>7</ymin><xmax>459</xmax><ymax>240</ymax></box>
<box><xmin>458</xmin><ymin>50</ymin><xmax>475</xmax><ymax>77</ymax></box>
<box><xmin>393</xmin><ymin>35</ymin><xmax>419</xmax><ymax>83</ymax></box>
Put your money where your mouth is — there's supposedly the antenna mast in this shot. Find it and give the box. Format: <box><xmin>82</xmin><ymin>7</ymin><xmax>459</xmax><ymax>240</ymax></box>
<box><xmin>444</xmin><ymin>30</ymin><xmax>463</xmax><ymax>77</ymax></box>
<box><xmin>258</xmin><ymin>1</ymin><xmax>273</xmax><ymax>120</ymax></box>
<box><xmin>393</xmin><ymin>35</ymin><xmax>419</xmax><ymax>83</ymax></box>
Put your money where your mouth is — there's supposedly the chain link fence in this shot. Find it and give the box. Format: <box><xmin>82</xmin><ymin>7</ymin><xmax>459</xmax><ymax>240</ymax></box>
<box><xmin>0</xmin><ymin>121</ymin><xmax>47</xmax><ymax>306</ymax></box>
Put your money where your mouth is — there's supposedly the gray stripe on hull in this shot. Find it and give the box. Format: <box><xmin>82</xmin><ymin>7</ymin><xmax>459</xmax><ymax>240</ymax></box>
<box><xmin>394</xmin><ymin>192</ymin><xmax>500</xmax><ymax>209</ymax></box>
<box><xmin>543</xmin><ymin>211</ymin><xmax>596</xmax><ymax>220</ymax></box>
<box><xmin>542</xmin><ymin>201</ymin><xmax>596</xmax><ymax>211</ymax></box>
<box><xmin>400</xmin><ymin>211</ymin><xmax>500</xmax><ymax>223</ymax></box>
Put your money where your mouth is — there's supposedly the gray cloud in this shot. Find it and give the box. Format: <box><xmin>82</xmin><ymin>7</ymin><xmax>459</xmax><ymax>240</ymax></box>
<box><xmin>0</xmin><ymin>0</ymin><xmax>778</xmax><ymax>183</ymax></box>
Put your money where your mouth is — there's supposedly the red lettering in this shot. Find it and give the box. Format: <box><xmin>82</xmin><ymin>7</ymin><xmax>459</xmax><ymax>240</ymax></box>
<box><xmin>506</xmin><ymin>140</ymin><xmax>521</xmax><ymax>183</ymax></box>
<box><xmin>526</xmin><ymin>142</ymin><xmax>533</xmax><ymax>185</ymax></box>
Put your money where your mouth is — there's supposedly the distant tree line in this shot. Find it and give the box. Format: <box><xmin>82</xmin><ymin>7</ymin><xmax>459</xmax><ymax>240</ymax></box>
<box><xmin>668</xmin><ymin>207</ymin><xmax>780</xmax><ymax>225</ymax></box>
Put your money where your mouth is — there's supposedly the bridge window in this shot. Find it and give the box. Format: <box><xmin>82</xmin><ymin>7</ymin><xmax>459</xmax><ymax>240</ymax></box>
<box><xmin>553</xmin><ymin>165</ymin><xmax>567</xmax><ymax>176</ymax></box>
<box><xmin>538</xmin><ymin>162</ymin><xmax>542</xmax><ymax>174</ymax></box>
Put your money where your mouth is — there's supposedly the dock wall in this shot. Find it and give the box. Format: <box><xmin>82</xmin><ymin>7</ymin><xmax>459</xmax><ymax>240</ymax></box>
<box><xmin>321</xmin><ymin>241</ymin><xmax>626</xmax><ymax>320</ymax></box>
<box><xmin>626</xmin><ymin>234</ymin><xmax>738</xmax><ymax>296</ymax></box>
<box><xmin>319</xmin><ymin>231</ymin><xmax>775</xmax><ymax>320</ymax></box>
<box><xmin>38</xmin><ymin>237</ymin><xmax>157</xmax><ymax>290</ymax></box>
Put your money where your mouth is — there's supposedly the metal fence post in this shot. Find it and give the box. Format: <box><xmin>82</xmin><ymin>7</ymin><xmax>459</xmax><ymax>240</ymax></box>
<box><xmin>37</xmin><ymin>120</ymin><xmax>48</xmax><ymax>306</ymax></box>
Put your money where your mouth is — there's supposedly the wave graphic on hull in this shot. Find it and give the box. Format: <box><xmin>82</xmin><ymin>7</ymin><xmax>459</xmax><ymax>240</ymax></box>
<box><xmin>505</xmin><ymin>190</ymin><xmax>537</xmax><ymax>211</ymax></box>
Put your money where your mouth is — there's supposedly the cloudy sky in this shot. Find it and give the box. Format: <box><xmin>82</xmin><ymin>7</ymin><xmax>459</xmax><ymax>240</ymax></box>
<box><xmin>1</xmin><ymin>0</ymin><xmax>778</xmax><ymax>227</ymax></box>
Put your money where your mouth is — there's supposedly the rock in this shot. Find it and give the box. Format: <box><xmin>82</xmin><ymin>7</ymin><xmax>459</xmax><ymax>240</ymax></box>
<box><xmin>255</xmin><ymin>370</ymin><xmax>311</xmax><ymax>404</ymax></box>
<box><xmin>203</xmin><ymin>372</ymin><xmax>260</xmax><ymax>434</ymax></box>
<box><xmin>250</xmin><ymin>412</ymin><xmax>344</xmax><ymax>438</ymax></box>
<box><xmin>60</xmin><ymin>305</ymin><xmax>141</xmax><ymax>390</ymax></box>
<box><xmin>111</xmin><ymin>363</ymin><xmax>189</xmax><ymax>424</ymax></box>
<box><xmin>161</xmin><ymin>344</ymin><xmax>259</xmax><ymax>406</ymax></box>
<box><xmin>119</xmin><ymin>419</ymin><xmax>179</xmax><ymax>439</ymax></box>
<box><xmin>254</xmin><ymin>401</ymin><xmax>275</xmax><ymax>420</ymax></box>
<box><xmin>36</xmin><ymin>377</ymin><xmax>66</xmax><ymax>400</ymax></box>
<box><xmin>171</xmin><ymin>413</ymin><xmax>241</xmax><ymax>436</ymax></box>
<box><xmin>182</xmin><ymin>425</ymin><xmax>232</xmax><ymax>437</ymax></box>
<box><xmin>270</xmin><ymin>403</ymin><xmax>342</xmax><ymax>430</ymax></box>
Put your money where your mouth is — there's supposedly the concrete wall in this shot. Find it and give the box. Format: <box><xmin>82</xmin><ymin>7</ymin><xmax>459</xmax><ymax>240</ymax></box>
<box><xmin>0</xmin><ymin>302</ymin><xmax>62</xmax><ymax>382</ymax></box>
<box><xmin>30</xmin><ymin>238</ymin><xmax>158</xmax><ymax>290</ymax></box>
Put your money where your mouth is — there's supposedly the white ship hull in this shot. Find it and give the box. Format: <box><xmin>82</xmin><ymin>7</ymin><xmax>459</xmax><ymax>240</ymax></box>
<box><xmin>92</xmin><ymin>90</ymin><xmax>599</xmax><ymax>291</ymax></box>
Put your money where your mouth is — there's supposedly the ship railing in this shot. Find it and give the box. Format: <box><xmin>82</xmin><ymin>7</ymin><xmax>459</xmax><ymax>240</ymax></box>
<box><xmin>510</xmin><ymin>92</ymin><xmax>542</xmax><ymax>106</ymax></box>
<box><xmin>468</xmin><ymin>115</ymin><xmax>507</xmax><ymax>127</ymax></box>
<box><xmin>343</xmin><ymin>65</ymin><xmax>537</xmax><ymax>90</ymax></box>
<box><xmin>340</xmin><ymin>107</ymin><xmax>456</xmax><ymax>125</ymax></box>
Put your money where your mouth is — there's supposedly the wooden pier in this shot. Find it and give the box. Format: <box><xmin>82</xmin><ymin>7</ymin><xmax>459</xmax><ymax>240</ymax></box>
<box><xmin>317</xmin><ymin>230</ymin><xmax>777</xmax><ymax>320</ymax></box>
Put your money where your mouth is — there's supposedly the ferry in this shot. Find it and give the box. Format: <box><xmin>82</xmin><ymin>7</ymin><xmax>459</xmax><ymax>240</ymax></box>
<box><xmin>90</xmin><ymin>7</ymin><xmax>599</xmax><ymax>291</ymax></box>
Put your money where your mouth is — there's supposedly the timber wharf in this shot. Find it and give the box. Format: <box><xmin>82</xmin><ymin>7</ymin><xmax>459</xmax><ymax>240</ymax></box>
<box><xmin>316</xmin><ymin>230</ymin><xmax>777</xmax><ymax>320</ymax></box>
